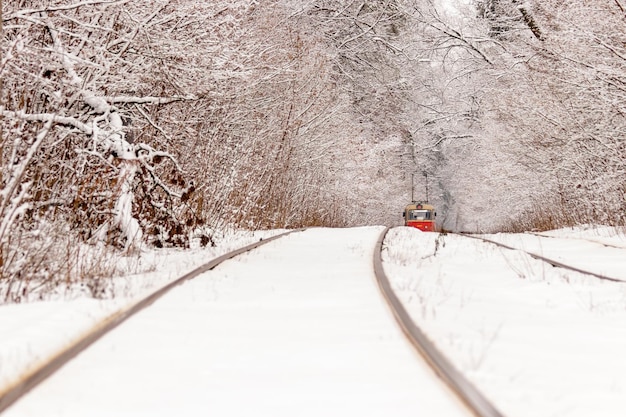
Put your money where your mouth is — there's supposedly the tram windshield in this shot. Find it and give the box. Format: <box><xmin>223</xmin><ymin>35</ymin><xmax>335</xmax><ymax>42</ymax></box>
<box><xmin>409</xmin><ymin>209</ymin><xmax>431</xmax><ymax>220</ymax></box>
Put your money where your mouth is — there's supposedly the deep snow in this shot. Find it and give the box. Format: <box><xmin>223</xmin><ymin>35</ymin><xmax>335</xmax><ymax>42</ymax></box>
<box><xmin>2</xmin><ymin>227</ymin><xmax>468</xmax><ymax>416</ymax></box>
<box><xmin>1</xmin><ymin>225</ymin><xmax>626</xmax><ymax>416</ymax></box>
<box><xmin>384</xmin><ymin>226</ymin><xmax>626</xmax><ymax>417</ymax></box>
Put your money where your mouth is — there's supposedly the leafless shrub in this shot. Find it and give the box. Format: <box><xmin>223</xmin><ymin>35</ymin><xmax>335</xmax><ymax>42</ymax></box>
<box><xmin>0</xmin><ymin>221</ymin><xmax>121</xmax><ymax>303</ymax></box>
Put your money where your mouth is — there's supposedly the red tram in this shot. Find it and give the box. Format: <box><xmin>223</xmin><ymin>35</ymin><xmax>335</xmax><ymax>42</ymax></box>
<box><xmin>403</xmin><ymin>202</ymin><xmax>436</xmax><ymax>232</ymax></box>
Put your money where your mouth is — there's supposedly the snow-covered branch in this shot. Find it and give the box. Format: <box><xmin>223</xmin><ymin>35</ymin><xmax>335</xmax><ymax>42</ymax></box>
<box><xmin>3</xmin><ymin>0</ymin><xmax>130</xmax><ymax>21</ymax></box>
<box><xmin>2</xmin><ymin>110</ymin><xmax>93</xmax><ymax>134</ymax></box>
<box><xmin>0</xmin><ymin>120</ymin><xmax>53</xmax><ymax>245</ymax></box>
<box><xmin>106</xmin><ymin>96</ymin><xmax>196</xmax><ymax>105</ymax></box>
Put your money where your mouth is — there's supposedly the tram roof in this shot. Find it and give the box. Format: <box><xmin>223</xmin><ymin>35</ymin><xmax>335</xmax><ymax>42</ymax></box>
<box><xmin>405</xmin><ymin>202</ymin><xmax>435</xmax><ymax>210</ymax></box>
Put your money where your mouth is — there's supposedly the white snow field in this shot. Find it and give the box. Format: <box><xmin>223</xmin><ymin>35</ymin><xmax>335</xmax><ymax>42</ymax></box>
<box><xmin>1</xmin><ymin>227</ymin><xmax>468</xmax><ymax>417</ymax></box>
<box><xmin>384</xmin><ymin>227</ymin><xmax>626</xmax><ymax>417</ymax></box>
<box><xmin>478</xmin><ymin>229</ymin><xmax>626</xmax><ymax>280</ymax></box>
<box><xmin>1</xmin><ymin>225</ymin><xmax>626</xmax><ymax>416</ymax></box>
<box><xmin>0</xmin><ymin>230</ymin><xmax>283</xmax><ymax>397</ymax></box>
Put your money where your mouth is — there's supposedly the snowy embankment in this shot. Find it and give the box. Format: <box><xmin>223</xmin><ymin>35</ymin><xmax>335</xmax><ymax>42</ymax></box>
<box><xmin>0</xmin><ymin>230</ymin><xmax>283</xmax><ymax>395</ymax></box>
<box><xmin>383</xmin><ymin>226</ymin><xmax>626</xmax><ymax>417</ymax></box>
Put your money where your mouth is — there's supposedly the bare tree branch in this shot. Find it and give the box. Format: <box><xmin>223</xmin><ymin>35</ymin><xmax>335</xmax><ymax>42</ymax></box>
<box><xmin>2</xmin><ymin>110</ymin><xmax>93</xmax><ymax>134</ymax></box>
<box><xmin>3</xmin><ymin>0</ymin><xmax>131</xmax><ymax>22</ymax></box>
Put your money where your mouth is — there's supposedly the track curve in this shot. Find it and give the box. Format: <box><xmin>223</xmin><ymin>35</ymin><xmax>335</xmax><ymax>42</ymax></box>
<box><xmin>0</xmin><ymin>229</ymin><xmax>301</xmax><ymax>414</ymax></box>
<box><xmin>373</xmin><ymin>228</ymin><xmax>505</xmax><ymax>417</ymax></box>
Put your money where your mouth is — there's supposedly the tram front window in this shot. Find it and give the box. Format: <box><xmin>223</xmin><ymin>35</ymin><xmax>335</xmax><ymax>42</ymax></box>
<box><xmin>410</xmin><ymin>210</ymin><xmax>431</xmax><ymax>220</ymax></box>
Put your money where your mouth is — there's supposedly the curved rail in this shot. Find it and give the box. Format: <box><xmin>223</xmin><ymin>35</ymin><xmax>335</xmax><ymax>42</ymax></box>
<box><xmin>527</xmin><ymin>231</ymin><xmax>626</xmax><ymax>250</ymax></box>
<box><xmin>0</xmin><ymin>229</ymin><xmax>301</xmax><ymax>414</ymax></box>
<box><xmin>373</xmin><ymin>227</ymin><xmax>505</xmax><ymax>417</ymax></box>
<box><xmin>458</xmin><ymin>233</ymin><xmax>625</xmax><ymax>283</ymax></box>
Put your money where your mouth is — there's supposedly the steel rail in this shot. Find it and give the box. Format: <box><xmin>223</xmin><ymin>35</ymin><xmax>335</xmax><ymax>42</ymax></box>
<box><xmin>373</xmin><ymin>227</ymin><xmax>505</xmax><ymax>417</ymax></box>
<box><xmin>527</xmin><ymin>231</ymin><xmax>626</xmax><ymax>250</ymax></box>
<box><xmin>0</xmin><ymin>229</ymin><xmax>302</xmax><ymax>414</ymax></box>
<box><xmin>457</xmin><ymin>233</ymin><xmax>625</xmax><ymax>283</ymax></box>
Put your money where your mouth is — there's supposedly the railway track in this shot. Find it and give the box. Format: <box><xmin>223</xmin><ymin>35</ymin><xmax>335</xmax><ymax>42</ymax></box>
<box><xmin>457</xmin><ymin>232</ymin><xmax>626</xmax><ymax>283</ymax></box>
<box><xmin>375</xmin><ymin>228</ymin><xmax>504</xmax><ymax>417</ymax></box>
<box><xmin>527</xmin><ymin>231</ymin><xmax>626</xmax><ymax>250</ymax></box>
<box><xmin>2</xmin><ymin>226</ymin><xmax>502</xmax><ymax>416</ymax></box>
<box><xmin>0</xmin><ymin>229</ymin><xmax>300</xmax><ymax>414</ymax></box>
<box><xmin>384</xmin><ymin>227</ymin><xmax>626</xmax><ymax>416</ymax></box>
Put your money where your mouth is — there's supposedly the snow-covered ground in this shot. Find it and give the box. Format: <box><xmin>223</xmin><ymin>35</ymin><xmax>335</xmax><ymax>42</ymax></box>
<box><xmin>2</xmin><ymin>225</ymin><xmax>626</xmax><ymax>416</ymax></box>
<box><xmin>2</xmin><ymin>227</ymin><xmax>468</xmax><ymax>416</ymax></box>
<box><xmin>0</xmin><ymin>229</ymin><xmax>282</xmax><ymax>398</ymax></box>
<box><xmin>384</xmin><ymin>226</ymin><xmax>626</xmax><ymax>417</ymax></box>
<box><xmin>476</xmin><ymin>228</ymin><xmax>626</xmax><ymax>280</ymax></box>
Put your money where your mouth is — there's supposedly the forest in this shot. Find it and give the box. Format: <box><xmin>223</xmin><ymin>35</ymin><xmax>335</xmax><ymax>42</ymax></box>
<box><xmin>1</xmin><ymin>0</ymin><xmax>624</xmax><ymax>296</ymax></box>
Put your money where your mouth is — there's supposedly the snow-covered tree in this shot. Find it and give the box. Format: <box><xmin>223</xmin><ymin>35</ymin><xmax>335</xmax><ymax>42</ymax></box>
<box><xmin>0</xmin><ymin>0</ymin><xmax>354</xmax><ymax>290</ymax></box>
<box><xmin>472</xmin><ymin>0</ymin><xmax>626</xmax><ymax>228</ymax></box>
